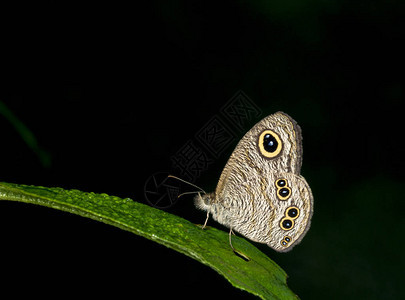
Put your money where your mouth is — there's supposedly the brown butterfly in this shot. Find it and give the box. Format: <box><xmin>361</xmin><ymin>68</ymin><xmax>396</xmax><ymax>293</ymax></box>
<box><xmin>194</xmin><ymin>112</ymin><xmax>314</xmax><ymax>252</ymax></box>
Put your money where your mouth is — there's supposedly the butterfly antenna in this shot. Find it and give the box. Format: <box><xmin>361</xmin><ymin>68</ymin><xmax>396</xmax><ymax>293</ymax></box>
<box><xmin>167</xmin><ymin>175</ymin><xmax>207</xmax><ymax>196</ymax></box>
<box><xmin>176</xmin><ymin>191</ymin><xmax>202</xmax><ymax>198</ymax></box>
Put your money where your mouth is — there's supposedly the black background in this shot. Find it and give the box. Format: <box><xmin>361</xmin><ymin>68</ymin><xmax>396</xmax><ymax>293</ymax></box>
<box><xmin>1</xmin><ymin>1</ymin><xmax>404</xmax><ymax>299</ymax></box>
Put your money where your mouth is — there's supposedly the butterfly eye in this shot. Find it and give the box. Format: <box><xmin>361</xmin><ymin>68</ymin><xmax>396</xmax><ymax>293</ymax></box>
<box><xmin>258</xmin><ymin>130</ymin><xmax>283</xmax><ymax>158</ymax></box>
<box><xmin>286</xmin><ymin>206</ymin><xmax>300</xmax><ymax>219</ymax></box>
<box><xmin>280</xmin><ymin>218</ymin><xmax>294</xmax><ymax>230</ymax></box>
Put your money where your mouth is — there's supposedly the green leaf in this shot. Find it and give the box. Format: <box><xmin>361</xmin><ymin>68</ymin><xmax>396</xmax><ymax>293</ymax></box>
<box><xmin>0</xmin><ymin>182</ymin><xmax>298</xmax><ymax>299</ymax></box>
<box><xmin>0</xmin><ymin>101</ymin><xmax>51</xmax><ymax>167</ymax></box>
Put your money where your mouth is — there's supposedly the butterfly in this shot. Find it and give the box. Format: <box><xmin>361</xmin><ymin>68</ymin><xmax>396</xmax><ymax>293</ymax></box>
<box><xmin>194</xmin><ymin>112</ymin><xmax>314</xmax><ymax>252</ymax></box>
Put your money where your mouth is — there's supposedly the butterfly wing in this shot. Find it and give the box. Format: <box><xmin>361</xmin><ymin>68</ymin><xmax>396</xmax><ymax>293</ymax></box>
<box><xmin>209</xmin><ymin>112</ymin><xmax>313</xmax><ymax>252</ymax></box>
<box><xmin>216</xmin><ymin>111</ymin><xmax>303</xmax><ymax>198</ymax></box>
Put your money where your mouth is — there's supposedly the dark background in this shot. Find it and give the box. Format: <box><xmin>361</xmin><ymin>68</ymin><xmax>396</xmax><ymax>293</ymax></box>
<box><xmin>0</xmin><ymin>1</ymin><xmax>404</xmax><ymax>299</ymax></box>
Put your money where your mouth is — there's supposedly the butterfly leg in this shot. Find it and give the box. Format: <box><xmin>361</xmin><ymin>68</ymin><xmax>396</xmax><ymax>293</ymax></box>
<box><xmin>229</xmin><ymin>228</ymin><xmax>250</xmax><ymax>261</ymax></box>
<box><xmin>229</xmin><ymin>228</ymin><xmax>236</xmax><ymax>251</ymax></box>
<box><xmin>201</xmin><ymin>210</ymin><xmax>209</xmax><ymax>229</ymax></box>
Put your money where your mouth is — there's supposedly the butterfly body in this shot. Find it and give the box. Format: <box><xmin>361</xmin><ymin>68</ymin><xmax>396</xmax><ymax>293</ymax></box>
<box><xmin>195</xmin><ymin>112</ymin><xmax>313</xmax><ymax>252</ymax></box>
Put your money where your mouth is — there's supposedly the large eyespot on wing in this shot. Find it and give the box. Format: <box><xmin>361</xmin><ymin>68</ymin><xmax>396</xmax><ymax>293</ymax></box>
<box><xmin>258</xmin><ymin>129</ymin><xmax>283</xmax><ymax>158</ymax></box>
